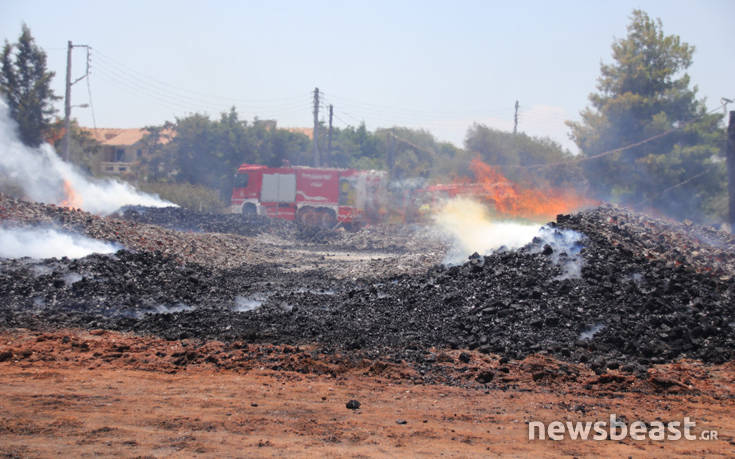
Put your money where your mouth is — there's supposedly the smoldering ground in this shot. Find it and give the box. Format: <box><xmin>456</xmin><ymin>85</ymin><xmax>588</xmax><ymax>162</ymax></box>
<box><xmin>1</xmin><ymin>200</ymin><xmax>733</xmax><ymax>377</ymax></box>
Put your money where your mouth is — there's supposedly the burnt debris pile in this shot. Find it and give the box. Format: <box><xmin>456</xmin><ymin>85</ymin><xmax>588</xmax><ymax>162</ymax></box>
<box><xmin>117</xmin><ymin>205</ymin><xmax>295</xmax><ymax>238</ymax></box>
<box><xmin>1</xmin><ymin>200</ymin><xmax>734</xmax><ymax>371</ymax></box>
<box><xmin>0</xmin><ymin>250</ymin><xmax>344</xmax><ymax>337</ymax></box>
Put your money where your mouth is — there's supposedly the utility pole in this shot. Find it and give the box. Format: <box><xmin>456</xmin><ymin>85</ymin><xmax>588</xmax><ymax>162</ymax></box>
<box><xmin>727</xmin><ymin>110</ymin><xmax>735</xmax><ymax>233</ymax></box>
<box><xmin>387</xmin><ymin>131</ymin><xmax>396</xmax><ymax>176</ymax></box>
<box><xmin>312</xmin><ymin>87</ymin><xmax>320</xmax><ymax>167</ymax></box>
<box><xmin>513</xmin><ymin>100</ymin><xmax>519</xmax><ymax>135</ymax></box>
<box><xmin>63</xmin><ymin>41</ymin><xmax>90</xmax><ymax>162</ymax></box>
<box><xmin>722</xmin><ymin>98</ymin><xmax>733</xmax><ymax>122</ymax></box>
<box><xmin>63</xmin><ymin>41</ymin><xmax>73</xmax><ymax>161</ymax></box>
<box><xmin>327</xmin><ymin>104</ymin><xmax>333</xmax><ymax>166</ymax></box>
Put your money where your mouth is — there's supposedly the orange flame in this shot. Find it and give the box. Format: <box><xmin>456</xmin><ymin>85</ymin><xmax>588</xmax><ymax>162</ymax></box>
<box><xmin>469</xmin><ymin>159</ymin><xmax>593</xmax><ymax>220</ymax></box>
<box><xmin>59</xmin><ymin>180</ymin><xmax>83</xmax><ymax>209</ymax></box>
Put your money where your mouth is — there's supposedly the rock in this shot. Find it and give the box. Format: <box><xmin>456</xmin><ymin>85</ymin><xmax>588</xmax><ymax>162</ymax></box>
<box><xmin>476</xmin><ymin>371</ymin><xmax>494</xmax><ymax>384</ymax></box>
<box><xmin>346</xmin><ymin>400</ymin><xmax>361</xmax><ymax>410</ymax></box>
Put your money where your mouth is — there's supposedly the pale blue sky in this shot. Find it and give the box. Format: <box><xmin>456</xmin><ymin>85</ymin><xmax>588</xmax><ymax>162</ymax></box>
<box><xmin>2</xmin><ymin>0</ymin><xmax>733</xmax><ymax>151</ymax></box>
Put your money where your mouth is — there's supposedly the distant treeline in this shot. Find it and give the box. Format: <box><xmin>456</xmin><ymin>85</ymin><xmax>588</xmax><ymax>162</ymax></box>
<box><xmin>133</xmin><ymin>109</ymin><xmax>587</xmax><ymax>202</ymax></box>
<box><xmin>3</xmin><ymin>12</ymin><xmax>729</xmax><ymax>225</ymax></box>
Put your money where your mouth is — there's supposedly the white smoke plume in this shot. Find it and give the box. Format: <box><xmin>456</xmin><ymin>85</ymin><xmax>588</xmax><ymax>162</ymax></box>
<box><xmin>433</xmin><ymin>198</ymin><xmax>586</xmax><ymax>279</ymax></box>
<box><xmin>0</xmin><ymin>226</ymin><xmax>119</xmax><ymax>259</ymax></box>
<box><xmin>0</xmin><ymin>101</ymin><xmax>173</xmax><ymax>215</ymax></box>
<box><xmin>433</xmin><ymin>198</ymin><xmax>541</xmax><ymax>265</ymax></box>
<box><xmin>529</xmin><ymin>225</ymin><xmax>586</xmax><ymax>280</ymax></box>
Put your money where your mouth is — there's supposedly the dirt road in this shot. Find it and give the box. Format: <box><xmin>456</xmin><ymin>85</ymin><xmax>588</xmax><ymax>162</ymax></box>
<box><xmin>2</xmin><ymin>329</ymin><xmax>734</xmax><ymax>457</ymax></box>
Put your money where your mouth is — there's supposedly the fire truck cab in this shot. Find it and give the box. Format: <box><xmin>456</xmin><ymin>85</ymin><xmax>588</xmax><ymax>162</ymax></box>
<box><xmin>230</xmin><ymin>164</ymin><xmax>386</xmax><ymax>228</ymax></box>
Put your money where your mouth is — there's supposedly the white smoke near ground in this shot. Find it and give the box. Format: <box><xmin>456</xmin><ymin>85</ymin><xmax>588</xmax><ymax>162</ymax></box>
<box><xmin>234</xmin><ymin>294</ymin><xmax>268</xmax><ymax>312</ymax></box>
<box><xmin>528</xmin><ymin>225</ymin><xmax>586</xmax><ymax>280</ymax></box>
<box><xmin>148</xmin><ymin>303</ymin><xmax>194</xmax><ymax>315</ymax></box>
<box><xmin>432</xmin><ymin>198</ymin><xmax>586</xmax><ymax>279</ymax></box>
<box><xmin>0</xmin><ymin>226</ymin><xmax>120</xmax><ymax>259</ymax></box>
<box><xmin>0</xmin><ymin>101</ymin><xmax>174</xmax><ymax>215</ymax></box>
<box><xmin>433</xmin><ymin>198</ymin><xmax>541</xmax><ymax>265</ymax></box>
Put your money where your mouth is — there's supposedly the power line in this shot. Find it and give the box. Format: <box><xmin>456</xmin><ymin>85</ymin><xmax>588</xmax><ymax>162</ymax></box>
<box><xmin>92</xmin><ymin>60</ymin><xmax>312</xmax><ymax>121</ymax></box>
<box><xmin>93</xmin><ymin>49</ymin><xmax>309</xmax><ymax>108</ymax></box>
<box><xmin>326</xmin><ymin>91</ymin><xmax>513</xmax><ymax>119</ymax></box>
<box><xmin>94</xmin><ymin>57</ymin><xmax>311</xmax><ymax>113</ymax></box>
<box><xmin>86</xmin><ymin>70</ymin><xmax>97</xmax><ymax>130</ymax></box>
<box><xmin>487</xmin><ymin>104</ymin><xmax>725</xmax><ymax>170</ymax></box>
<box><xmin>635</xmin><ymin>169</ymin><xmax>712</xmax><ymax>208</ymax></box>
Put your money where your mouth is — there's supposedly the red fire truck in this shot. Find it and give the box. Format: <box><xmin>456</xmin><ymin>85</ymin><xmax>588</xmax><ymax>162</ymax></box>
<box><xmin>230</xmin><ymin>164</ymin><xmax>387</xmax><ymax>228</ymax></box>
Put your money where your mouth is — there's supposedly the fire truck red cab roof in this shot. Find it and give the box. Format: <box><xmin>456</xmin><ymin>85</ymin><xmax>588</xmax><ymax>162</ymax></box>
<box><xmin>236</xmin><ymin>163</ymin><xmax>379</xmax><ymax>175</ymax></box>
<box><xmin>237</xmin><ymin>164</ymin><xmax>269</xmax><ymax>173</ymax></box>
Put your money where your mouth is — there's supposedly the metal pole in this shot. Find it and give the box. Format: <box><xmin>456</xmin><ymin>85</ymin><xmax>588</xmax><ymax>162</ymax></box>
<box><xmin>327</xmin><ymin>104</ymin><xmax>333</xmax><ymax>165</ymax></box>
<box><xmin>727</xmin><ymin>110</ymin><xmax>735</xmax><ymax>233</ymax></box>
<box><xmin>63</xmin><ymin>41</ymin><xmax>72</xmax><ymax>161</ymax></box>
<box><xmin>312</xmin><ymin>87</ymin><xmax>320</xmax><ymax>167</ymax></box>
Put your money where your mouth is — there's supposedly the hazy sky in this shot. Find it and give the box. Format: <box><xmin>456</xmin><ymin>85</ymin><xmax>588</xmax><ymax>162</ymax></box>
<box><xmin>2</xmin><ymin>0</ymin><xmax>733</xmax><ymax>152</ymax></box>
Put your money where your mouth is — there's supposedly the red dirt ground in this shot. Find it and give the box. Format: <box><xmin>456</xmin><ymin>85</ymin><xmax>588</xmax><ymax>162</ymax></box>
<box><xmin>1</xmin><ymin>329</ymin><xmax>734</xmax><ymax>457</ymax></box>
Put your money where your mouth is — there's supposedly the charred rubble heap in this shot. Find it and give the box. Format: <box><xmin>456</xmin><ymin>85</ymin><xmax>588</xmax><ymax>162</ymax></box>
<box><xmin>117</xmin><ymin>205</ymin><xmax>419</xmax><ymax>249</ymax></box>
<box><xmin>117</xmin><ymin>205</ymin><xmax>295</xmax><ymax>238</ymax></box>
<box><xmin>1</xmin><ymin>202</ymin><xmax>734</xmax><ymax>372</ymax></box>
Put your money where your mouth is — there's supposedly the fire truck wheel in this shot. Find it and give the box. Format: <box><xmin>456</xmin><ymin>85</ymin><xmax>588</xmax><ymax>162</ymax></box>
<box><xmin>242</xmin><ymin>203</ymin><xmax>257</xmax><ymax>217</ymax></box>
<box><xmin>297</xmin><ymin>207</ymin><xmax>319</xmax><ymax>227</ymax></box>
<box><xmin>345</xmin><ymin>221</ymin><xmax>362</xmax><ymax>231</ymax></box>
<box><xmin>319</xmin><ymin>209</ymin><xmax>337</xmax><ymax>229</ymax></box>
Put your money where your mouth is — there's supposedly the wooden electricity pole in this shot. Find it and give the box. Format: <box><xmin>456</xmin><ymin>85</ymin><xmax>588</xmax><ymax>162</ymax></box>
<box><xmin>312</xmin><ymin>87</ymin><xmax>320</xmax><ymax>167</ymax></box>
<box><xmin>727</xmin><ymin>110</ymin><xmax>735</xmax><ymax>233</ymax></box>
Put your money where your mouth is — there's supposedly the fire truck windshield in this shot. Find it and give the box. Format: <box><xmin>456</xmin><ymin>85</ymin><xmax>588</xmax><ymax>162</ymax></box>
<box><xmin>234</xmin><ymin>173</ymin><xmax>249</xmax><ymax>188</ymax></box>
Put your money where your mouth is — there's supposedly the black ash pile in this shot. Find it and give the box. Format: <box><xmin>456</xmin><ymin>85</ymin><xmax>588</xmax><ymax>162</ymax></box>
<box><xmin>1</xmin><ymin>203</ymin><xmax>733</xmax><ymax>373</ymax></box>
<box><xmin>119</xmin><ymin>204</ymin><xmax>434</xmax><ymax>252</ymax></box>
<box><xmin>0</xmin><ymin>250</ymin><xmax>345</xmax><ymax>337</ymax></box>
<box><xmin>117</xmin><ymin>205</ymin><xmax>296</xmax><ymax>238</ymax></box>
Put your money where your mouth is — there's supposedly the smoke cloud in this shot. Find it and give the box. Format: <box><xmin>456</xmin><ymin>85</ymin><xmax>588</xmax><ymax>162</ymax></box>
<box><xmin>433</xmin><ymin>198</ymin><xmax>586</xmax><ymax>279</ymax></box>
<box><xmin>433</xmin><ymin>198</ymin><xmax>541</xmax><ymax>265</ymax></box>
<box><xmin>529</xmin><ymin>225</ymin><xmax>586</xmax><ymax>280</ymax></box>
<box><xmin>0</xmin><ymin>101</ymin><xmax>173</xmax><ymax>215</ymax></box>
<box><xmin>0</xmin><ymin>226</ymin><xmax>120</xmax><ymax>259</ymax></box>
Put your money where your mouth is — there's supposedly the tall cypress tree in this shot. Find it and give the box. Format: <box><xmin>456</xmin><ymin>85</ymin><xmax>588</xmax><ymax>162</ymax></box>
<box><xmin>1</xmin><ymin>24</ymin><xmax>59</xmax><ymax>147</ymax></box>
<box><xmin>567</xmin><ymin>10</ymin><xmax>725</xmax><ymax>223</ymax></box>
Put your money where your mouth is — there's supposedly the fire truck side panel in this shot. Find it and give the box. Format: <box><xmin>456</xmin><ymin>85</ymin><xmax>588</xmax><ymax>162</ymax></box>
<box><xmin>261</xmin><ymin>173</ymin><xmax>297</xmax><ymax>202</ymax></box>
<box><xmin>295</xmin><ymin>169</ymin><xmax>339</xmax><ymax>207</ymax></box>
<box><xmin>259</xmin><ymin>172</ymin><xmax>297</xmax><ymax>220</ymax></box>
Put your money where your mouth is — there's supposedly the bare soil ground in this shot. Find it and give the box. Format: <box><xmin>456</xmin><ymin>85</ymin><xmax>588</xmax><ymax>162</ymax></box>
<box><xmin>1</xmin><ymin>329</ymin><xmax>734</xmax><ymax>457</ymax></box>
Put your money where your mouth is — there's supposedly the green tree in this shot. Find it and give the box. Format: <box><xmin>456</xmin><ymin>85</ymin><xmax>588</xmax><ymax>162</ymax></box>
<box><xmin>1</xmin><ymin>24</ymin><xmax>59</xmax><ymax>147</ymax></box>
<box><xmin>567</xmin><ymin>10</ymin><xmax>725</xmax><ymax>222</ymax></box>
<box><xmin>328</xmin><ymin>123</ymin><xmax>462</xmax><ymax>180</ymax></box>
<box><xmin>465</xmin><ymin>124</ymin><xmax>586</xmax><ymax>191</ymax></box>
<box><xmin>145</xmin><ymin>109</ymin><xmax>311</xmax><ymax>198</ymax></box>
